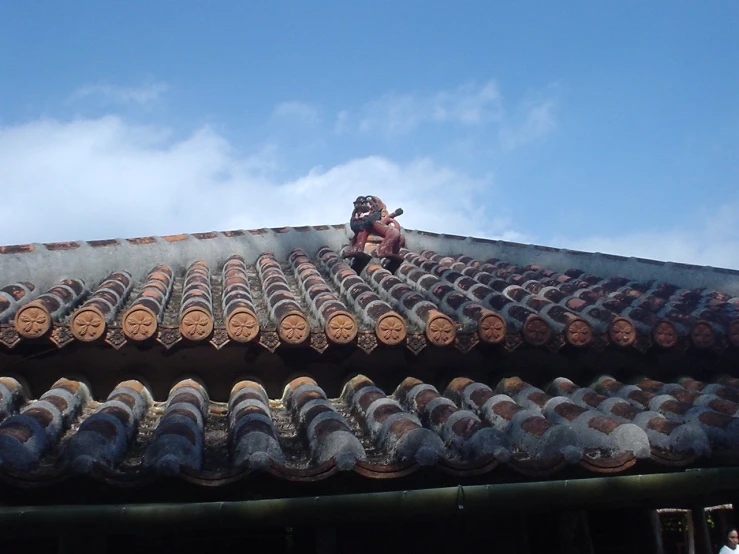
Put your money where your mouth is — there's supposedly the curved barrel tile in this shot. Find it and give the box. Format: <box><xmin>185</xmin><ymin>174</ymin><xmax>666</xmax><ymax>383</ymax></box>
<box><xmin>444</xmin><ymin>378</ymin><xmax>582</xmax><ymax>463</ymax></box>
<box><xmin>71</xmin><ymin>271</ymin><xmax>132</xmax><ymax>341</ymax></box>
<box><xmin>257</xmin><ymin>253</ymin><xmax>309</xmax><ymax>345</ymax></box>
<box><xmin>228</xmin><ymin>380</ymin><xmax>284</xmax><ymax>470</ymax></box>
<box><xmin>222</xmin><ymin>256</ymin><xmax>259</xmax><ymax>343</ymax></box>
<box><xmin>422</xmin><ymin>249</ymin><xmax>591</xmax><ymax>346</ymax></box>
<box><xmin>317</xmin><ymin>248</ymin><xmax>406</xmax><ymax>345</ymax></box>
<box><xmin>715</xmin><ymin>375</ymin><xmax>739</xmax><ymax>389</ymax></box>
<box><xmin>122</xmin><ymin>265</ymin><xmax>174</xmax><ymax>341</ymax></box>
<box><xmin>14</xmin><ymin>279</ymin><xmax>87</xmax><ymax>338</ymax></box>
<box><xmin>64</xmin><ymin>380</ymin><xmax>152</xmax><ymax>473</ymax></box>
<box><xmin>179</xmin><ymin>261</ymin><xmax>214</xmax><ymax>341</ymax></box>
<box><xmin>593</xmin><ymin>376</ymin><xmax>739</xmax><ymax>449</ymax></box>
<box><xmin>393</xmin><ymin>377</ymin><xmax>508</xmax><ymax>461</ymax></box>
<box><xmin>283</xmin><ymin>377</ymin><xmax>365</xmax><ymax>470</ymax></box>
<box><xmin>433</xmin><ymin>250</ymin><xmax>707</xmax><ymax>349</ymax></box>
<box><xmin>403</xmin><ymin>250</ymin><xmax>551</xmax><ymax>344</ymax></box>
<box><xmin>0</xmin><ymin>378</ymin><xmax>26</xmax><ymax>421</ymax></box>
<box><xmin>683</xmin><ymin>376</ymin><xmax>739</xmax><ymax>404</ymax></box>
<box><xmin>342</xmin><ymin>375</ymin><xmax>444</xmax><ymax>465</ymax></box>
<box><xmin>496</xmin><ymin>376</ymin><xmax>649</xmax><ymax>458</ymax></box>
<box><xmin>0</xmin><ymin>378</ymin><xmax>89</xmax><ymax>470</ymax></box>
<box><xmin>397</xmin><ymin>262</ymin><xmax>506</xmax><ymax>343</ymax></box>
<box><xmin>549</xmin><ymin>378</ymin><xmax>709</xmax><ymax>456</ymax></box>
<box><xmin>144</xmin><ymin>379</ymin><xmax>208</xmax><ymax>475</ymax></box>
<box><xmin>362</xmin><ymin>263</ymin><xmax>456</xmax><ymax>347</ymax></box>
<box><xmin>635</xmin><ymin>377</ymin><xmax>739</xmax><ymax>417</ymax></box>
<box><xmin>288</xmin><ymin>249</ymin><xmax>357</xmax><ymax>344</ymax></box>
<box><xmin>0</xmin><ymin>282</ymin><xmax>38</xmax><ymax>323</ymax></box>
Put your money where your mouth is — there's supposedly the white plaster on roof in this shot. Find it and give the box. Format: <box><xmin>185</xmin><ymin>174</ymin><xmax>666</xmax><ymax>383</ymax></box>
<box><xmin>1</xmin><ymin>224</ymin><xmax>739</xmax><ymax>296</ymax></box>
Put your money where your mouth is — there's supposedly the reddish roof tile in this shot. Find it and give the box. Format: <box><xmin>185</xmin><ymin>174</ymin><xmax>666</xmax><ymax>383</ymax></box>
<box><xmin>126</xmin><ymin>236</ymin><xmax>157</xmax><ymax>245</ymax></box>
<box><xmin>43</xmin><ymin>241</ymin><xmax>80</xmax><ymax>251</ymax></box>
<box><xmin>0</xmin><ymin>244</ymin><xmax>35</xmax><ymax>254</ymax></box>
<box><xmin>161</xmin><ymin>234</ymin><xmax>189</xmax><ymax>242</ymax></box>
<box><xmin>88</xmin><ymin>238</ymin><xmax>120</xmax><ymax>248</ymax></box>
<box><xmin>192</xmin><ymin>231</ymin><xmax>218</xmax><ymax>240</ymax></box>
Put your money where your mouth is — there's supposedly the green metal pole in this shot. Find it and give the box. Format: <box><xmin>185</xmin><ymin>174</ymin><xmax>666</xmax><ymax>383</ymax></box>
<box><xmin>2</xmin><ymin>468</ymin><xmax>739</xmax><ymax>536</ymax></box>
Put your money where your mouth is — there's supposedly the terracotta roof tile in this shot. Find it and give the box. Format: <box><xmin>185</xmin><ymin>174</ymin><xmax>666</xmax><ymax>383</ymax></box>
<box><xmin>0</xmin><ymin>228</ymin><xmax>734</xmax><ymax>355</ymax></box>
<box><xmin>257</xmin><ymin>253</ymin><xmax>309</xmax><ymax>345</ymax></box>
<box><xmin>70</xmin><ymin>271</ymin><xmax>132</xmax><ymax>341</ymax></box>
<box><xmin>126</xmin><ymin>236</ymin><xmax>157</xmax><ymax>245</ymax></box>
<box><xmin>0</xmin><ymin>244</ymin><xmax>35</xmax><ymax>254</ymax></box>
<box><xmin>43</xmin><ymin>241</ymin><xmax>80</xmax><ymax>251</ymax></box>
<box><xmin>179</xmin><ymin>261</ymin><xmax>214</xmax><ymax>341</ymax></box>
<box><xmin>121</xmin><ymin>265</ymin><xmax>174</xmax><ymax>341</ymax></box>
<box><xmin>87</xmin><ymin>238</ymin><xmax>120</xmax><ymax>248</ymax></box>
<box><xmin>14</xmin><ymin>279</ymin><xmax>87</xmax><ymax>338</ymax></box>
<box><xmin>192</xmin><ymin>231</ymin><xmax>219</xmax><ymax>240</ymax></box>
<box><xmin>161</xmin><ymin>234</ymin><xmax>189</xmax><ymax>243</ymax></box>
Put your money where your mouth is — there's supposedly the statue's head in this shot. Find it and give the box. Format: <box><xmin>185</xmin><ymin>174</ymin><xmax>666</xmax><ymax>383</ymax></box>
<box><xmin>352</xmin><ymin>195</ymin><xmax>387</xmax><ymax>218</ymax></box>
<box><xmin>350</xmin><ymin>195</ymin><xmax>386</xmax><ymax>233</ymax></box>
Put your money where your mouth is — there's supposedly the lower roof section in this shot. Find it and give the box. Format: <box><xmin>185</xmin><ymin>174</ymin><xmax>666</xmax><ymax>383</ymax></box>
<box><xmin>1</xmin><ymin>370</ymin><xmax>739</xmax><ymax>493</ymax></box>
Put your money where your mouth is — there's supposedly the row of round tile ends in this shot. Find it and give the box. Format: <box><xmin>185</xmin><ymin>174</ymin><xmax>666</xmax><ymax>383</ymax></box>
<box><xmin>3</xmin><ymin>253</ymin><xmax>735</xmax><ymax>351</ymax></box>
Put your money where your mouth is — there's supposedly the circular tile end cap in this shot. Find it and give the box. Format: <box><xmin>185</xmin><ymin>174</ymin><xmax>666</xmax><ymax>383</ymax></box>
<box><xmin>690</xmin><ymin>320</ymin><xmax>715</xmax><ymax>349</ymax></box>
<box><xmin>478</xmin><ymin>310</ymin><xmax>507</xmax><ymax>344</ymax></box>
<box><xmin>653</xmin><ymin>320</ymin><xmax>678</xmax><ymax>348</ymax></box>
<box><xmin>278</xmin><ymin>311</ymin><xmax>309</xmax><ymax>345</ymax></box>
<box><xmin>179</xmin><ymin>307</ymin><xmax>214</xmax><ymax>341</ymax></box>
<box><xmin>325</xmin><ymin>311</ymin><xmax>358</xmax><ymax>344</ymax></box>
<box><xmin>425</xmin><ymin>310</ymin><xmax>456</xmax><ymax>347</ymax></box>
<box><xmin>565</xmin><ymin>318</ymin><xmax>593</xmax><ymax>347</ymax></box>
<box><xmin>375</xmin><ymin>311</ymin><xmax>407</xmax><ymax>346</ymax></box>
<box><xmin>70</xmin><ymin>306</ymin><xmax>107</xmax><ymax>342</ymax></box>
<box><xmin>522</xmin><ymin>315</ymin><xmax>551</xmax><ymax>346</ymax></box>
<box><xmin>14</xmin><ymin>302</ymin><xmax>52</xmax><ymax>339</ymax></box>
<box><xmin>609</xmin><ymin>317</ymin><xmax>636</xmax><ymax>347</ymax></box>
<box><xmin>122</xmin><ymin>306</ymin><xmax>158</xmax><ymax>341</ymax></box>
<box><xmin>226</xmin><ymin>308</ymin><xmax>260</xmax><ymax>343</ymax></box>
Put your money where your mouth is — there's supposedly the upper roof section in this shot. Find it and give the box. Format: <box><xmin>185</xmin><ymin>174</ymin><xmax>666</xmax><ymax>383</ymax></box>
<box><xmin>2</xmin><ymin>225</ymin><xmax>739</xmax><ymax>295</ymax></box>
<box><xmin>0</xmin><ymin>224</ymin><xmax>737</xmax><ymax>355</ymax></box>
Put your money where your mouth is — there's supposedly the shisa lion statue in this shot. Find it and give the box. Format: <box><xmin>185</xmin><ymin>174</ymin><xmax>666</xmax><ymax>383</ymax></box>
<box><xmin>342</xmin><ymin>195</ymin><xmax>405</xmax><ymax>260</ymax></box>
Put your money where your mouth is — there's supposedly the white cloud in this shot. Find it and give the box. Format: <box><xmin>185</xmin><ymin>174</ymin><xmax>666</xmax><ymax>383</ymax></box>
<box><xmin>352</xmin><ymin>80</ymin><xmax>503</xmax><ymax>136</ymax></box>
<box><xmin>337</xmin><ymin>80</ymin><xmax>558</xmax><ymax>153</ymax></box>
<box><xmin>0</xmin><ymin>116</ymin><xmax>515</xmax><ymax>244</ymax></box>
<box><xmin>272</xmin><ymin>101</ymin><xmax>320</xmax><ymax>124</ymax></box>
<box><xmin>68</xmin><ymin>82</ymin><xmax>169</xmax><ymax>107</ymax></box>
<box><xmin>333</xmin><ymin>109</ymin><xmax>350</xmax><ymax>134</ymax></box>
<box><xmin>498</xmin><ymin>98</ymin><xmax>556</xmax><ymax>151</ymax></box>
<box><xmin>0</xmin><ymin>113</ymin><xmax>735</xmax><ymax>270</ymax></box>
<box><xmin>550</xmin><ymin>202</ymin><xmax>739</xmax><ymax>269</ymax></box>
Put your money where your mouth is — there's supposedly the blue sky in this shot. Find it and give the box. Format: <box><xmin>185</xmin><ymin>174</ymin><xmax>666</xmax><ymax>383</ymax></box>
<box><xmin>1</xmin><ymin>2</ymin><xmax>738</xmax><ymax>266</ymax></box>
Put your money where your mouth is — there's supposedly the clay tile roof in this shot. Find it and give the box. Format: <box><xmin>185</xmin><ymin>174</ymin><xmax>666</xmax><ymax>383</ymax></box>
<box><xmin>0</xmin><ymin>369</ymin><xmax>737</xmax><ymax>488</ymax></box>
<box><xmin>0</xmin><ymin>225</ymin><xmax>736</xmax><ymax>353</ymax></box>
